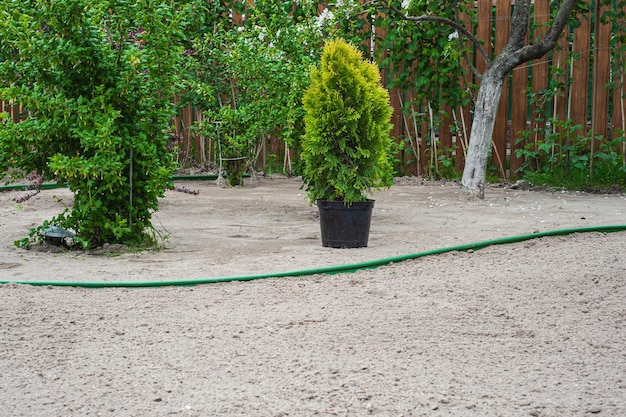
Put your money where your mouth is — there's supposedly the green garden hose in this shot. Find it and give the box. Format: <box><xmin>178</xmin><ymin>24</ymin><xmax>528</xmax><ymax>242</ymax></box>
<box><xmin>0</xmin><ymin>182</ymin><xmax>68</xmax><ymax>191</ymax></box>
<box><xmin>1</xmin><ymin>224</ymin><xmax>624</xmax><ymax>288</ymax></box>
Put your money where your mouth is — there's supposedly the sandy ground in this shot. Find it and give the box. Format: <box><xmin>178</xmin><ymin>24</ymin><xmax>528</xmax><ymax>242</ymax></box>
<box><xmin>1</xmin><ymin>176</ymin><xmax>625</xmax><ymax>416</ymax></box>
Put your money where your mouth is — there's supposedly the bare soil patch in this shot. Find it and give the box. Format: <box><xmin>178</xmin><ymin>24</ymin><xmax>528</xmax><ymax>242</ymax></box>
<box><xmin>1</xmin><ymin>176</ymin><xmax>625</xmax><ymax>416</ymax></box>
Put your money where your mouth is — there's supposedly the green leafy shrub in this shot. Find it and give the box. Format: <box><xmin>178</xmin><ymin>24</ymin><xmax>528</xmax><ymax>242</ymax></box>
<box><xmin>515</xmin><ymin>85</ymin><xmax>626</xmax><ymax>192</ymax></box>
<box><xmin>201</xmin><ymin>105</ymin><xmax>258</xmax><ymax>187</ymax></box>
<box><xmin>0</xmin><ymin>0</ymin><xmax>197</xmax><ymax>248</ymax></box>
<box><xmin>189</xmin><ymin>0</ymin><xmax>333</xmax><ymax>178</ymax></box>
<box><xmin>300</xmin><ymin>38</ymin><xmax>395</xmax><ymax>204</ymax></box>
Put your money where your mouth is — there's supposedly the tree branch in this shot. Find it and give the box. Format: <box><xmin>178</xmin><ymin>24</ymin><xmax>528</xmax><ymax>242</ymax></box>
<box><xmin>386</xmin><ymin>4</ymin><xmax>492</xmax><ymax>71</ymax></box>
<box><xmin>506</xmin><ymin>0</ymin><xmax>531</xmax><ymax>50</ymax></box>
<box><xmin>503</xmin><ymin>0</ymin><xmax>578</xmax><ymax>71</ymax></box>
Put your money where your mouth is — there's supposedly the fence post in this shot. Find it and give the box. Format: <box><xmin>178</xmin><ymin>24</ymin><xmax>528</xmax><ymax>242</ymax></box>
<box><xmin>493</xmin><ymin>0</ymin><xmax>511</xmax><ymax>180</ymax></box>
<box><xmin>591</xmin><ymin>1</ymin><xmax>612</xmax><ymax>143</ymax></box>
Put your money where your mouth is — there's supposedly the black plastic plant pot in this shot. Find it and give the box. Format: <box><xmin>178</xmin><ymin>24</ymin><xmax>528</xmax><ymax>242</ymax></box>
<box><xmin>316</xmin><ymin>199</ymin><xmax>374</xmax><ymax>248</ymax></box>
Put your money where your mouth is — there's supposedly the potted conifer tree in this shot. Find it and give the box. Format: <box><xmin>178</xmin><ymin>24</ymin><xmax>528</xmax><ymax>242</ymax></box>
<box><xmin>300</xmin><ymin>38</ymin><xmax>395</xmax><ymax>248</ymax></box>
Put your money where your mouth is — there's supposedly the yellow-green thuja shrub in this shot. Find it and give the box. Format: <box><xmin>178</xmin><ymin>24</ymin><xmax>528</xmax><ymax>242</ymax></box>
<box><xmin>301</xmin><ymin>38</ymin><xmax>395</xmax><ymax>204</ymax></box>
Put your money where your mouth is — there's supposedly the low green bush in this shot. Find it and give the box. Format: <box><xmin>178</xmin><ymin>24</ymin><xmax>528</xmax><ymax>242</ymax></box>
<box><xmin>0</xmin><ymin>0</ymin><xmax>199</xmax><ymax>248</ymax></box>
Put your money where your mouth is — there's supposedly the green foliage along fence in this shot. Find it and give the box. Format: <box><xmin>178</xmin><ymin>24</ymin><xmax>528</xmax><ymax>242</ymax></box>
<box><xmin>379</xmin><ymin>0</ymin><xmax>626</xmax><ymax>181</ymax></box>
<box><xmin>166</xmin><ymin>0</ymin><xmax>626</xmax><ymax>182</ymax></box>
<box><xmin>3</xmin><ymin>0</ymin><xmax>625</xmax><ymax>184</ymax></box>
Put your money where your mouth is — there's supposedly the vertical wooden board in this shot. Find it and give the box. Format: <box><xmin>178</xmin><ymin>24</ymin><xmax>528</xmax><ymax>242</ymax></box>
<box><xmin>613</xmin><ymin>6</ymin><xmax>626</xmax><ymax>145</ymax></box>
<box><xmin>192</xmin><ymin>109</ymin><xmax>204</xmax><ymax>164</ymax></box>
<box><xmin>613</xmin><ymin>1</ymin><xmax>626</xmax><ymax>147</ymax></box>
<box><xmin>509</xmin><ymin>20</ymin><xmax>530</xmax><ymax>179</ymax></box>
<box><xmin>11</xmin><ymin>103</ymin><xmax>22</xmax><ymax>123</ymax></box>
<box><xmin>476</xmin><ymin>0</ymin><xmax>493</xmax><ymax>75</ymax></box>
<box><xmin>493</xmin><ymin>0</ymin><xmax>511</xmax><ymax>179</ymax></box>
<box><xmin>510</xmin><ymin>67</ymin><xmax>530</xmax><ymax>178</ymax></box>
<box><xmin>439</xmin><ymin>103</ymin><xmax>453</xmax><ymax>162</ymax></box>
<box><xmin>374</xmin><ymin>14</ymin><xmax>409</xmax><ymax>174</ymax></box>
<box><xmin>420</xmin><ymin>113</ymin><xmax>429</xmax><ymax>177</ymax></box>
<box><xmin>554</xmin><ymin>30</ymin><xmax>570</xmax><ymax>123</ymax></box>
<box><xmin>375</xmin><ymin>19</ymin><xmax>388</xmax><ymax>88</ymax></box>
<box><xmin>406</xmin><ymin>95</ymin><xmax>423</xmax><ymax>177</ymax></box>
<box><xmin>548</xmin><ymin>27</ymin><xmax>571</xmax><ymax>167</ymax></box>
<box><xmin>570</xmin><ymin>8</ymin><xmax>591</xmax><ymax>132</ymax></box>
<box><xmin>390</xmin><ymin>87</ymin><xmax>410</xmax><ymax>174</ymax></box>
<box><xmin>172</xmin><ymin>95</ymin><xmax>182</xmax><ymax>142</ymax></box>
<box><xmin>267</xmin><ymin>135</ymin><xmax>282</xmax><ymax>172</ymax></box>
<box><xmin>451</xmin><ymin>13</ymin><xmax>474</xmax><ymax>173</ymax></box>
<box><xmin>201</xmin><ymin>109</ymin><xmax>212</xmax><ymax>164</ymax></box>
<box><xmin>614</xmin><ymin>67</ymin><xmax>625</xmax><ymax>151</ymax></box>
<box><xmin>408</xmin><ymin>97</ymin><xmax>428</xmax><ymax>175</ymax></box>
<box><xmin>404</xmin><ymin>96</ymin><xmax>422</xmax><ymax>176</ymax></box>
<box><xmin>455</xmin><ymin>104</ymin><xmax>472</xmax><ymax>172</ymax></box>
<box><xmin>193</xmin><ymin>109</ymin><xmax>208</xmax><ymax>165</ymax></box>
<box><xmin>530</xmin><ymin>0</ymin><xmax>549</xmax><ymax>143</ymax></box>
<box><xmin>182</xmin><ymin>104</ymin><xmax>194</xmax><ymax>158</ymax></box>
<box><xmin>591</xmin><ymin>2</ymin><xmax>612</xmax><ymax>141</ymax></box>
<box><xmin>614</xmin><ymin>80</ymin><xmax>625</xmax><ymax>140</ymax></box>
<box><xmin>386</xmin><ymin>82</ymin><xmax>407</xmax><ymax>173</ymax></box>
<box><xmin>389</xmin><ymin>87</ymin><xmax>403</xmax><ymax>139</ymax></box>
<box><xmin>383</xmin><ymin>31</ymin><xmax>409</xmax><ymax>175</ymax></box>
<box><xmin>456</xmin><ymin>10</ymin><xmax>474</xmax><ymax>172</ymax></box>
<box><xmin>407</xmin><ymin>82</ymin><xmax>422</xmax><ymax>176</ymax></box>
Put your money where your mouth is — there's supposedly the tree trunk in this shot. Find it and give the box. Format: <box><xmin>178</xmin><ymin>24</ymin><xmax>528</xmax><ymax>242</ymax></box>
<box><xmin>385</xmin><ymin>0</ymin><xmax>579</xmax><ymax>199</ymax></box>
<box><xmin>460</xmin><ymin>69</ymin><xmax>504</xmax><ymax>199</ymax></box>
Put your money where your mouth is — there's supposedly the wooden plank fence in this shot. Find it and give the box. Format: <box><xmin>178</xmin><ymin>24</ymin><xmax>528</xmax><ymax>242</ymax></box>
<box><xmin>383</xmin><ymin>0</ymin><xmax>626</xmax><ymax>179</ymax></box>
<box><xmin>2</xmin><ymin>0</ymin><xmax>625</xmax><ymax>181</ymax></box>
<box><xmin>170</xmin><ymin>0</ymin><xmax>625</xmax><ymax>180</ymax></box>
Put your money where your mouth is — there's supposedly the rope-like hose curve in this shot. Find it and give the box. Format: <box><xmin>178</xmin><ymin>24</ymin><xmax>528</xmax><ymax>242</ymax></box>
<box><xmin>1</xmin><ymin>225</ymin><xmax>624</xmax><ymax>288</ymax></box>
